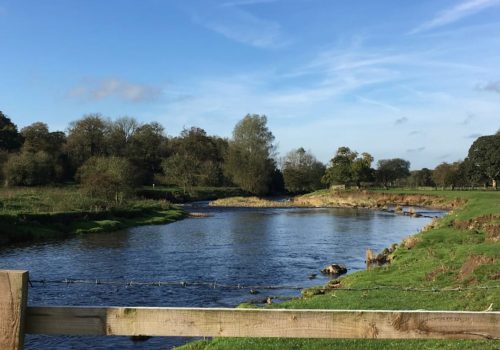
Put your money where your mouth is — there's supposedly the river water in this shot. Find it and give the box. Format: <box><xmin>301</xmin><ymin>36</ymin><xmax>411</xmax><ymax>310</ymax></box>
<box><xmin>0</xmin><ymin>204</ymin><xmax>444</xmax><ymax>349</ymax></box>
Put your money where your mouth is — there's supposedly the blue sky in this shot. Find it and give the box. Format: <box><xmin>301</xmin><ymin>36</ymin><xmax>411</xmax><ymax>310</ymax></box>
<box><xmin>1</xmin><ymin>0</ymin><xmax>499</xmax><ymax>169</ymax></box>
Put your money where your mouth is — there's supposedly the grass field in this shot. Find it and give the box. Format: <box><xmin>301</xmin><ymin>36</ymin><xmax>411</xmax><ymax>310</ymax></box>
<box><xmin>179</xmin><ymin>189</ymin><xmax>500</xmax><ymax>350</ymax></box>
<box><xmin>0</xmin><ymin>186</ymin><xmax>186</xmax><ymax>245</ymax></box>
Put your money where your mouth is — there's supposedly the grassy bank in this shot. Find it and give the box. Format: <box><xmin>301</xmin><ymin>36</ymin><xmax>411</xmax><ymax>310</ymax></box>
<box><xmin>181</xmin><ymin>189</ymin><xmax>500</xmax><ymax>350</ymax></box>
<box><xmin>0</xmin><ymin>187</ymin><xmax>186</xmax><ymax>245</ymax></box>
<box><xmin>210</xmin><ymin>189</ymin><xmax>467</xmax><ymax>210</ymax></box>
<box><xmin>138</xmin><ymin>186</ymin><xmax>246</xmax><ymax>203</ymax></box>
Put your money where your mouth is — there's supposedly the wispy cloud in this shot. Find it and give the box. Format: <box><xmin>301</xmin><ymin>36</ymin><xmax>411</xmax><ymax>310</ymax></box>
<box><xmin>476</xmin><ymin>80</ymin><xmax>500</xmax><ymax>94</ymax></box>
<box><xmin>395</xmin><ymin>117</ymin><xmax>408</xmax><ymax>125</ymax></box>
<box><xmin>466</xmin><ymin>133</ymin><xmax>482</xmax><ymax>138</ymax></box>
<box><xmin>437</xmin><ymin>153</ymin><xmax>452</xmax><ymax>160</ymax></box>
<box><xmin>408</xmin><ymin>130</ymin><xmax>423</xmax><ymax>136</ymax></box>
<box><xmin>460</xmin><ymin>113</ymin><xmax>475</xmax><ymax>125</ymax></box>
<box><xmin>410</xmin><ymin>0</ymin><xmax>500</xmax><ymax>34</ymax></box>
<box><xmin>68</xmin><ymin>78</ymin><xmax>162</xmax><ymax>102</ymax></box>
<box><xmin>407</xmin><ymin>147</ymin><xmax>426</xmax><ymax>153</ymax></box>
<box><xmin>188</xmin><ymin>1</ymin><xmax>288</xmax><ymax>49</ymax></box>
<box><xmin>357</xmin><ymin>96</ymin><xmax>401</xmax><ymax>112</ymax></box>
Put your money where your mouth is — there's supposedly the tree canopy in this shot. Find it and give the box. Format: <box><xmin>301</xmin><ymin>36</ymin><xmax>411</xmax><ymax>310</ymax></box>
<box><xmin>375</xmin><ymin>158</ymin><xmax>410</xmax><ymax>188</ymax></box>
<box><xmin>77</xmin><ymin>157</ymin><xmax>138</xmax><ymax>204</ymax></box>
<box><xmin>282</xmin><ymin>147</ymin><xmax>325</xmax><ymax>193</ymax></box>
<box><xmin>467</xmin><ymin>133</ymin><xmax>500</xmax><ymax>189</ymax></box>
<box><xmin>224</xmin><ymin>114</ymin><xmax>276</xmax><ymax>195</ymax></box>
<box><xmin>0</xmin><ymin>111</ymin><xmax>22</xmax><ymax>152</ymax></box>
<box><xmin>322</xmin><ymin>147</ymin><xmax>374</xmax><ymax>188</ymax></box>
<box><xmin>432</xmin><ymin>162</ymin><xmax>460</xmax><ymax>189</ymax></box>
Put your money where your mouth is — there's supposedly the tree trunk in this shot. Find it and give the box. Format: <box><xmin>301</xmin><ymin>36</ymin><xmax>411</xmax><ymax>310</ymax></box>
<box><xmin>493</xmin><ymin>179</ymin><xmax>498</xmax><ymax>190</ymax></box>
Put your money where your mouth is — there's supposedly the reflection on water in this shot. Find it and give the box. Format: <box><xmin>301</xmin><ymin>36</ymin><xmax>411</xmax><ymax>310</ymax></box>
<box><xmin>0</xmin><ymin>206</ymin><xmax>444</xmax><ymax>349</ymax></box>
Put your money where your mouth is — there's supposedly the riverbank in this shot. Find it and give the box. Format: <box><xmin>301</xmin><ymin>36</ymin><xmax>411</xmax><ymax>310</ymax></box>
<box><xmin>181</xmin><ymin>189</ymin><xmax>500</xmax><ymax>350</ymax></box>
<box><xmin>209</xmin><ymin>189</ymin><xmax>465</xmax><ymax>210</ymax></box>
<box><xmin>0</xmin><ymin>187</ymin><xmax>186</xmax><ymax>246</ymax></box>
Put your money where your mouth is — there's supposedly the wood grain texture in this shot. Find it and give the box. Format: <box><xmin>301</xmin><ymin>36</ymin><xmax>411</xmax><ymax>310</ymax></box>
<box><xmin>25</xmin><ymin>307</ymin><xmax>500</xmax><ymax>340</ymax></box>
<box><xmin>0</xmin><ymin>270</ymin><xmax>28</xmax><ymax>350</ymax></box>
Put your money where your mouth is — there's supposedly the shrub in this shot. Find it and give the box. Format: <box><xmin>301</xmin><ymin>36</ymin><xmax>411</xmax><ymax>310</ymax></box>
<box><xmin>77</xmin><ymin>156</ymin><xmax>138</xmax><ymax>204</ymax></box>
<box><xmin>3</xmin><ymin>151</ymin><xmax>55</xmax><ymax>186</ymax></box>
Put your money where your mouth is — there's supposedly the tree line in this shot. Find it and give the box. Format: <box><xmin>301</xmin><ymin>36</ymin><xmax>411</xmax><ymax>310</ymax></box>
<box><xmin>1</xmin><ymin>110</ymin><xmax>499</xmax><ymax>202</ymax></box>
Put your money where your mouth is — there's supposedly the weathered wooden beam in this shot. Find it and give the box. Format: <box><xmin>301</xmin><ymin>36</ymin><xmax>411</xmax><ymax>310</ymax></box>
<box><xmin>26</xmin><ymin>307</ymin><xmax>500</xmax><ymax>340</ymax></box>
<box><xmin>0</xmin><ymin>270</ymin><xmax>28</xmax><ymax>350</ymax></box>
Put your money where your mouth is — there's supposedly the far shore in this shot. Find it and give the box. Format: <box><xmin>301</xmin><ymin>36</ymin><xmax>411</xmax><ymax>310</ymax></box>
<box><xmin>209</xmin><ymin>189</ymin><xmax>465</xmax><ymax>211</ymax></box>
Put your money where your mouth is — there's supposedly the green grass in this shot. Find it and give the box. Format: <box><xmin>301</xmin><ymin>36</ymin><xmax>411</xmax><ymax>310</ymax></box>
<box><xmin>0</xmin><ymin>186</ymin><xmax>186</xmax><ymax>245</ymax></box>
<box><xmin>179</xmin><ymin>339</ymin><xmax>496</xmax><ymax>350</ymax></box>
<box><xmin>177</xmin><ymin>189</ymin><xmax>500</xmax><ymax>350</ymax></box>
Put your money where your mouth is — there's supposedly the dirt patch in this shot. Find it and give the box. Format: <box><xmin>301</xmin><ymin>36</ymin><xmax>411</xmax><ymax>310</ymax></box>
<box><xmin>425</xmin><ymin>266</ymin><xmax>449</xmax><ymax>282</ymax></box>
<box><xmin>401</xmin><ymin>236</ymin><xmax>419</xmax><ymax>249</ymax></box>
<box><xmin>457</xmin><ymin>255</ymin><xmax>497</xmax><ymax>281</ymax></box>
<box><xmin>489</xmin><ymin>271</ymin><xmax>500</xmax><ymax>280</ymax></box>
<box><xmin>484</xmin><ymin>223</ymin><xmax>500</xmax><ymax>242</ymax></box>
<box><xmin>453</xmin><ymin>214</ymin><xmax>500</xmax><ymax>242</ymax></box>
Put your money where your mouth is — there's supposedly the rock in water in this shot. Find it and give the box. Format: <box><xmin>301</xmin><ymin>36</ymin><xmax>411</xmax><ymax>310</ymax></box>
<box><xmin>320</xmin><ymin>264</ymin><xmax>347</xmax><ymax>275</ymax></box>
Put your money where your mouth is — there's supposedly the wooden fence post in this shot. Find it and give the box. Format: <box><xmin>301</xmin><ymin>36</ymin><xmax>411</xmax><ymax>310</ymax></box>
<box><xmin>0</xmin><ymin>270</ymin><xmax>28</xmax><ymax>350</ymax></box>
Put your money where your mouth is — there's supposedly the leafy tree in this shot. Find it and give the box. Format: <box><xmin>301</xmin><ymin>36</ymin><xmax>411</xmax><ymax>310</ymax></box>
<box><xmin>408</xmin><ymin>168</ymin><xmax>435</xmax><ymax>187</ymax></box>
<box><xmin>322</xmin><ymin>147</ymin><xmax>357</xmax><ymax>187</ymax></box>
<box><xmin>224</xmin><ymin>114</ymin><xmax>276</xmax><ymax>195</ymax></box>
<box><xmin>375</xmin><ymin>158</ymin><xmax>410</xmax><ymax>188</ymax></box>
<box><xmin>0</xmin><ymin>111</ymin><xmax>22</xmax><ymax>152</ymax></box>
<box><xmin>3</xmin><ymin>151</ymin><xmax>55</xmax><ymax>186</ymax></box>
<box><xmin>128</xmin><ymin>122</ymin><xmax>167</xmax><ymax>184</ymax></box>
<box><xmin>77</xmin><ymin>157</ymin><xmax>138</xmax><ymax>204</ymax></box>
<box><xmin>21</xmin><ymin>122</ymin><xmax>66</xmax><ymax>155</ymax></box>
<box><xmin>282</xmin><ymin>147</ymin><xmax>325</xmax><ymax>193</ymax></box>
<box><xmin>106</xmin><ymin>116</ymin><xmax>139</xmax><ymax>157</ymax></box>
<box><xmin>0</xmin><ymin>150</ymin><xmax>10</xmax><ymax>184</ymax></box>
<box><xmin>322</xmin><ymin>147</ymin><xmax>373</xmax><ymax>188</ymax></box>
<box><xmin>269</xmin><ymin>168</ymin><xmax>285</xmax><ymax>194</ymax></box>
<box><xmin>167</xmin><ymin>127</ymin><xmax>227</xmax><ymax>187</ymax></box>
<box><xmin>161</xmin><ymin>153</ymin><xmax>200</xmax><ymax>194</ymax></box>
<box><xmin>65</xmin><ymin>114</ymin><xmax>109</xmax><ymax>169</ymax></box>
<box><xmin>458</xmin><ymin>157</ymin><xmax>488</xmax><ymax>188</ymax></box>
<box><xmin>467</xmin><ymin>134</ymin><xmax>500</xmax><ymax>189</ymax></box>
<box><xmin>351</xmin><ymin>152</ymin><xmax>374</xmax><ymax>187</ymax></box>
<box><xmin>432</xmin><ymin>162</ymin><xmax>460</xmax><ymax>190</ymax></box>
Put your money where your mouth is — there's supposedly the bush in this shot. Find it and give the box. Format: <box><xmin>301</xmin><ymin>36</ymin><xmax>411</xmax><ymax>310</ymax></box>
<box><xmin>77</xmin><ymin>156</ymin><xmax>139</xmax><ymax>204</ymax></box>
<box><xmin>3</xmin><ymin>151</ymin><xmax>55</xmax><ymax>186</ymax></box>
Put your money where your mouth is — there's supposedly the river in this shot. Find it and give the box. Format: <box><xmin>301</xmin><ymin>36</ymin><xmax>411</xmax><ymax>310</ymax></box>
<box><xmin>0</xmin><ymin>204</ymin><xmax>444</xmax><ymax>349</ymax></box>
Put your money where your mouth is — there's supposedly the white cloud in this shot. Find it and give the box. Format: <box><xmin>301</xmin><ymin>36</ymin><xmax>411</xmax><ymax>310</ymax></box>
<box><xmin>410</xmin><ymin>0</ymin><xmax>500</xmax><ymax>34</ymax></box>
<box><xmin>68</xmin><ymin>78</ymin><xmax>162</xmax><ymax>103</ymax></box>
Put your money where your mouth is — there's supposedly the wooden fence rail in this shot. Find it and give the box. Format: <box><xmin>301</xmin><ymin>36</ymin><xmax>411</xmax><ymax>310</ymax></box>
<box><xmin>1</xmin><ymin>270</ymin><xmax>499</xmax><ymax>350</ymax></box>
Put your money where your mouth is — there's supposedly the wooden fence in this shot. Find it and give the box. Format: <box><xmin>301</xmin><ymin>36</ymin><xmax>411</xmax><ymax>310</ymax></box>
<box><xmin>1</xmin><ymin>270</ymin><xmax>499</xmax><ymax>350</ymax></box>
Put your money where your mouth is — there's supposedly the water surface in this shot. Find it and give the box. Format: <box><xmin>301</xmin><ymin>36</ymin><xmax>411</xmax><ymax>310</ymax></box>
<box><xmin>0</xmin><ymin>205</ymin><xmax>443</xmax><ymax>349</ymax></box>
